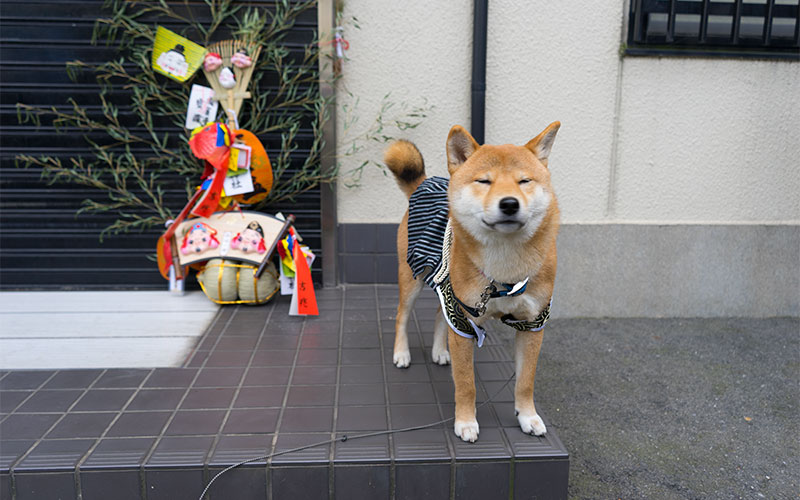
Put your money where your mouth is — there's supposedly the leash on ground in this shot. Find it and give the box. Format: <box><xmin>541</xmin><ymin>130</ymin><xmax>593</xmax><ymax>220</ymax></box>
<box><xmin>198</xmin><ymin>371</ymin><xmax>516</xmax><ymax>500</ymax></box>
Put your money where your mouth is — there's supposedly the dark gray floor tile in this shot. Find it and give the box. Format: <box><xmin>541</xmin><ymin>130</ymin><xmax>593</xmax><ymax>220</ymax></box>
<box><xmin>147</xmin><ymin>436</ymin><xmax>214</xmax><ymax>467</ymax></box>
<box><xmin>335</xmin><ymin>465</ymin><xmax>390</xmax><ymax>498</ymax></box>
<box><xmin>338</xmin><ymin>384</ymin><xmax>385</xmax><ymax>406</ymax></box>
<box><xmin>0</xmin><ymin>440</ymin><xmax>35</xmax><ymax>470</ymax></box>
<box><xmin>263</xmin><ymin>321</ymin><xmax>303</xmax><ymax>335</ymax></box>
<box><xmin>272</xmin><ymin>433</ymin><xmax>330</xmax><ymax>464</ymax></box>
<box><xmin>340</xmin><ymin>308</ymin><xmax>377</xmax><ymax>321</ymax></box>
<box><xmin>432</xmin><ymin>381</ymin><xmax>455</xmax><ymax>404</ymax></box>
<box><xmin>81</xmin><ymin>470</ymin><xmax>141</xmax><ymax>500</ymax></box>
<box><xmin>146</xmin><ymin>468</ymin><xmax>204</xmax><ymax>500</ymax></box>
<box><xmin>46</xmin><ymin>412</ymin><xmax>116</xmax><ymax>439</ymax></box>
<box><xmin>165</xmin><ymin>410</ymin><xmax>225</xmax><ymax>436</ymax></box>
<box><xmin>339</xmin><ymin>365</ymin><xmax>382</xmax><ymax>385</ymax></box>
<box><xmin>396</xmin><ymin>463</ymin><xmax>451</xmax><ymax>499</ymax></box>
<box><xmin>0</xmin><ymin>472</ymin><xmax>9</xmax><ymax>500</ymax></box>
<box><xmin>0</xmin><ymin>414</ymin><xmax>60</xmax><ymax>440</ymax></box>
<box><xmin>43</xmin><ymin>370</ymin><xmax>103</xmax><ymax>389</ymax></box>
<box><xmin>204</xmin><ymin>350</ymin><xmax>253</xmax><ymax>367</ymax></box>
<box><xmin>83</xmin><ymin>438</ymin><xmax>155</xmax><ymax>469</ymax></box>
<box><xmin>186</xmin><ymin>351</ymin><xmax>209</xmax><ymax>367</ymax></box>
<box><xmin>15</xmin><ymin>472</ymin><xmax>76</xmax><ymax>500</ymax></box>
<box><xmin>476</xmin><ymin>362</ymin><xmax>515</xmax><ymax>381</ymax></box>
<box><xmin>93</xmin><ymin>369</ymin><xmax>150</xmax><ymax>388</ymax></box>
<box><xmin>388</xmin><ymin>383</ymin><xmax>436</xmax><ymax>405</ymax></box>
<box><xmin>290</xmin><ymin>366</ymin><xmax>337</xmax><ymax>385</ymax></box>
<box><xmin>287</xmin><ymin>385</ymin><xmax>335</xmax><ymax>407</ymax></box>
<box><xmin>127</xmin><ymin>389</ymin><xmax>185</xmax><ymax>411</ymax></box>
<box><xmin>206</xmin><ymin>465</ymin><xmax>267</xmax><ymax>500</ymax></box>
<box><xmin>385</xmin><ymin>363</ymin><xmax>432</xmax><ymax>383</ymax></box>
<box><xmin>341</xmin><ymin>348</ymin><xmax>382</xmax><ymax>365</ymax></box>
<box><xmin>455</xmin><ymin>462</ymin><xmax>510</xmax><ymax>500</ymax></box>
<box><xmin>451</xmin><ymin>427</ymin><xmax>512</xmax><ymax>460</ymax></box>
<box><xmin>0</xmin><ymin>371</ymin><xmax>54</xmax><ymax>390</ymax></box>
<box><xmin>106</xmin><ymin>412</ymin><xmax>171</xmax><ymax>438</ymax></box>
<box><xmin>279</xmin><ymin>407</ymin><xmax>333</xmax><ymax>433</ymax></box>
<box><xmin>16</xmin><ymin>389</ymin><xmax>83</xmax><ymax>413</ymax></box>
<box><xmin>194</xmin><ymin>367</ymin><xmax>246</xmax><ymax>387</ymax></box>
<box><xmin>393</xmin><ymin>429</ymin><xmax>451</xmax><ymax>461</ymax></box>
<box><xmin>209</xmin><ymin>434</ymin><xmax>273</xmax><ymax>465</ymax></box>
<box><xmin>302</xmin><ymin>322</ymin><xmax>339</xmax><ymax>335</ymax></box>
<box><xmin>243</xmin><ymin>366</ymin><xmax>291</xmax><ymax>386</ymax></box>
<box><xmin>17</xmin><ymin>439</ymin><xmax>95</xmax><ymax>470</ymax></box>
<box><xmin>334</xmin><ymin>433</ymin><xmax>390</xmax><ymax>463</ymax></box>
<box><xmin>335</xmin><ymin>406</ymin><xmax>386</xmax><ymax>432</ymax></box>
<box><xmin>296</xmin><ymin>348</ymin><xmax>339</xmax><ymax>366</ymax></box>
<box><xmin>514</xmin><ymin>459</ymin><xmax>569</xmax><ymax>499</ymax></box>
<box><xmin>256</xmin><ymin>334</ymin><xmax>300</xmax><ymax>349</ymax></box>
<box><xmin>0</xmin><ymin>391</ymin><xmax>32</xmax><ymax>413</ymax></box>
<box><xmin>145</xmin><ymin>368</ymin><xmax>197</xmax><ymax>388</ymax></box>
<box><xmin>300</xmin><ymin>333</ymin><xmax>340</xmax><ymax>349</ymax></box>
<box><xmin>222</xmin><ymin>408</ymin><xmax>279</xmax><ymax>434</ymax></box>
<box><xmin>389</xmin><ymin>404</ymin><xmax>442</xmax><ymax>429</ymax></box>
<box><xmin>271</xmin><ymin>466</ymin><xmax>328</xmax><ymax>499</ymax></box>
<box><xmin>179</xmin><ymin>388</ymin><xmax>236</xmax><ymax>409</ymax></box>
<box><xmin>215</xmin><ymin>335</ymin><xmax>260</xmax><ymax>351</ymax></box>
<box><xmin>250</xmin><ymin>349</ymin><xmax>296</xmax><ymax>366</ymax></box>
<box><xmin>72</xmin><ymin>389</ymin><xmax>135</xmax><ymax>412</ymax></box>
<box><xmin>480</xmin><ymin>381</ymin><xmax>515</xmax><ymax>403</ymax></box>
<box><xmin>234</xmin><ymin>386</ymin><xmax>286</xmax><ymax>408</ymax></box>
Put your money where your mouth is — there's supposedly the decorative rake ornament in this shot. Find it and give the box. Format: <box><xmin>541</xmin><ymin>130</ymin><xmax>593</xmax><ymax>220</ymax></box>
<box><xmin>202</xmin><ymin>40</ymin><xmax>261</xmax><ymax>128</ymax></box>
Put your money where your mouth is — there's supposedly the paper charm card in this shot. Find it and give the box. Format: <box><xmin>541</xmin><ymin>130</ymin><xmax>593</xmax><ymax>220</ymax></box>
<box><xmin>174</xmin><ymin>211</ymin><xmax>286</xmax><ymax>267</ymax></box>
<box><xmin>152</xmin><ymin>26</ymin><xmax>205</xmax><ymax>82</ymax></box>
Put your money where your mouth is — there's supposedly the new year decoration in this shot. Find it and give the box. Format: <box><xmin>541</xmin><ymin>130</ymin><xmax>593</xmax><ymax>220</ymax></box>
<box><xmin>173</xmin><ymin>211</ymin><xmax>286</xmax><ymax>268</ymax></box>
<box><xmin>202</xmin><ymin>40</ymin><xmax>262</xmax><ymax>125</ymax></box>
<box><xmin>152</xmin><ymin>26</ymin><xmax>205</xmax><ymax>82</ymax></box>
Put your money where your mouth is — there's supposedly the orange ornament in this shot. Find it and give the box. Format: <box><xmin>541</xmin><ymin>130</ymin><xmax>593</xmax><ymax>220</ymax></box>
<box><xmin>232</xmin><ymin>129</ymin><xmax>273</xmax><ymax>205</ymax></box>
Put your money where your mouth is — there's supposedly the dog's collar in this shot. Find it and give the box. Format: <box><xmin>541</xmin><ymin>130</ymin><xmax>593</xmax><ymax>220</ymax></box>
<box><xmin>454</xmin><ymin>277</ymin><xmax>529</xmax><ymax>318</ymax></box>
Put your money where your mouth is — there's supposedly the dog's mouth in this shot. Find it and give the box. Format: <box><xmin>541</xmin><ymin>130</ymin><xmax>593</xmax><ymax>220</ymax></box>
<box><xmin>481</xmin><ymin>218</ymin><xmax>523</xmax><ymax>232</ymax></box>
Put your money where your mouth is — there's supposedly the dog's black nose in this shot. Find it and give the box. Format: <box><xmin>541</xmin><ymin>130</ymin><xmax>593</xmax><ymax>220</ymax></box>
<box><xmin>499</xmin><ymin>197</ymin><xmax>520</xmax><ymax>215</ymax></box>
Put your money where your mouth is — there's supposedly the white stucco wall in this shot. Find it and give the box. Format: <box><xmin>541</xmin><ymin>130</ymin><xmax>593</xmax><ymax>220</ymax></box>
<box><xmin>335</xmin><ymin>0</ymin><xmax>800</xmax><ymax>224</ymax></box>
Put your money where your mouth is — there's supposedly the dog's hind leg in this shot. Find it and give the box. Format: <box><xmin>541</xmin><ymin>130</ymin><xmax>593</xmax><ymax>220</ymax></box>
<box><xmin>393</xmin><ymin>261</ymin><xmax>423</xmax><ymax>368</ymax></box>
<box><xmin>431</xmin><ymin>307</ymin><xmax>451</xmax><ymax>365</ymax></box>
<box><xmin>514</xmin><ymin>330</ymin><xmax>547</xmax><ymax>436</ymax></box>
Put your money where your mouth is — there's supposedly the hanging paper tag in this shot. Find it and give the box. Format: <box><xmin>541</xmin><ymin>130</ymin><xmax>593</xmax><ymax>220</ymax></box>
<box><xmin>185</xmin><ymin>84</ymin><xmax>219</xmax><ymax>129</ymax></box>
<box><xmin>152</xmin><ymin>26</ymin><xmax>205</xmax><ymax>82</ymax></box>
<box><xmin>279</xmin><ymin>270</ymin><xmax>295</xmax><ymax>296</ymax></box>
<box><xmin>223</xmin><ymin>169</ymin><xmax>254</xmax><ymax>196</ymax></box>
<box><xmin>291</xmin><ymin>239</ymin><xmax>318</xmax><ymax>315</ymax></box>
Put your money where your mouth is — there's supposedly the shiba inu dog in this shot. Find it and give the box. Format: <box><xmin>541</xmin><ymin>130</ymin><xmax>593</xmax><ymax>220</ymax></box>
<box><xmin>385</xmin><ymin>122</ymin><xmax>560</xmax><ymax>442</ymax></box>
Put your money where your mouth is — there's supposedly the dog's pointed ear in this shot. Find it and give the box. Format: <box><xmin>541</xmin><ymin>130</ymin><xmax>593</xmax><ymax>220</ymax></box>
<box><xmin>446</xmin><ymin>125</ymin><xmax>480</xmax><ymax>174</ymax></box>
<box><xmin>525</xmin><ymin>121</ymin><xmax>561</xmax><ymax>167</ymax></box>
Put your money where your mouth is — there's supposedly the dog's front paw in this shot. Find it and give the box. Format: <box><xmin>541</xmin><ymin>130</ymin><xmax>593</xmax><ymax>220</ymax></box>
<box><xmin>454</xmin><ymin>419</ymin><xmax>480</xmax><ymax>442</ymax></box>
<box><xmin>393</xmin><ymin>350</ymin><xmax>410</xmax><ymax>368</ymax></box>
<box><xmin>516</xmin><ymin>411</ymin><xmax>546</xmax><ymax>436</ymax></box>
<box><xmin>431</xmin><ymin>348</ymin><xmax>450</xmax><ymax>366</ymax></box>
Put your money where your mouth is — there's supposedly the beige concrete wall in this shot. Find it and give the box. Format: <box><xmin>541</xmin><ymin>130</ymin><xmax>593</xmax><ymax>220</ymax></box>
<box><xmin>335</xmin><ymin>0</ymin><xmax>800</xmax><ymax>225</ymax></box>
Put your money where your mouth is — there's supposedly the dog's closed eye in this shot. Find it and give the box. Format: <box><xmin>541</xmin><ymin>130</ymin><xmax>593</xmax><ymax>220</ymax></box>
<box><xmin>519</xmin><ymin>179</ymin><xmax>531</xmax><ymax>185</ymax></box>
<box><xmin>475</xmin><ymin>179</ymin><xmax>491</xmax><ymax>185</ymax></box>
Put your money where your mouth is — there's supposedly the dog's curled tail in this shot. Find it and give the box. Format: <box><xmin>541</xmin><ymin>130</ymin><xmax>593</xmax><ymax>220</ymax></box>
<box><xmin>384</xmin><ymin>140</ymin><xmax>426</xmax><ymax>198</ymax></box>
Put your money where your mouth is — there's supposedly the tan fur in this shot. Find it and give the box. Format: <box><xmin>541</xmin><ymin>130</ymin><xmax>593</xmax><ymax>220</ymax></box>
<box><xmin>385</xmin><ymin>122</ymin><xmax>561</xmax><ymax>442</ymax></box>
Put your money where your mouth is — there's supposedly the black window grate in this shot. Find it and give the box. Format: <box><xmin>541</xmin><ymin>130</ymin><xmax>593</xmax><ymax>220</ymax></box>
<box><xmin>627</xmin><ymin>0</ymin><xmax>800</xmax><ymax>58</ymax></box>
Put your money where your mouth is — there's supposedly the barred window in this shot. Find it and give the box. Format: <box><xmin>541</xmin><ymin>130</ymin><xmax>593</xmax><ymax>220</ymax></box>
<box><xmin>627</xmin><ymin>0</ymin><xmax>800</xmax><ymax>59</ymax></box>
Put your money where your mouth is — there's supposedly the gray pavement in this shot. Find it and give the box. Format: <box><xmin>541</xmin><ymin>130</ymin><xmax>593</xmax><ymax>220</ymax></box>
<box><xmin>524</xmin><ymin>317</ymin><xmax>799</xmax><ymax>499</ymax></box>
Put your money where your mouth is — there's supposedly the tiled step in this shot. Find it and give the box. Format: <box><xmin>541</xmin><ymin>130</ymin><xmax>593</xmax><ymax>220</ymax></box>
<box><xmin>0</xmin><ymin>286</ymin><xmax>569</xmax><ymax>499</ymax></box>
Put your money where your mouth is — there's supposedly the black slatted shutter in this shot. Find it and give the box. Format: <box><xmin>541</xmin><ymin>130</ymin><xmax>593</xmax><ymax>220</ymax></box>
<box><xmin>0</xmin><ymin>0</ymin><xmax>323</xmax><ymax>289</ymax></box>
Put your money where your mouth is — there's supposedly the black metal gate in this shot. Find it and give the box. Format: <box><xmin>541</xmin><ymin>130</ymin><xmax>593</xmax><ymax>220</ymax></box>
<box><xmin>0</xmin><ymin>0</ymin><xmax>323</xmax><ymax>289</ymax></box>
